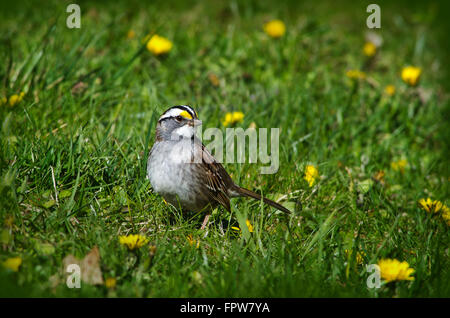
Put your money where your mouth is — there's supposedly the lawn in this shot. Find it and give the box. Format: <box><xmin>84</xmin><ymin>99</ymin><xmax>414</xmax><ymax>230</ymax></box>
<box><xmin>0</xmin><ymin>0</ymin><xmax>449</xmax><ymax>297</ymax></box>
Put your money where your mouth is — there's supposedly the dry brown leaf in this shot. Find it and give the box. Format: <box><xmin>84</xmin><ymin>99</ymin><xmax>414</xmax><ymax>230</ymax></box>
<box><xmin>208</xmin><ymin>73</ymin><xmax>220</xmax><ymax>87</ymax></box>
<box><xmin>71</xmin><ymin>81</ymin><xmax>88</xmax><ymax>95</ymax></box>
<box><xmin>62</xmin><ymin>246</ymin><xmax>104</xmax><ymax>285</ymax></box>
<box><xmin>49</xmin><ymin>274</ymin><xmax>61</xmax><ymax>290</ymax></box>
<box><xmin>373</xmin><ymin>170</ymin><xmax>385</xmax><ymax>185</ymax></box>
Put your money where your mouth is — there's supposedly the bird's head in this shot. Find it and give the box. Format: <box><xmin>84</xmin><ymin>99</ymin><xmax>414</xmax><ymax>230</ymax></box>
<box><xmin>155</xmin><ymin>105</ymin><xmax>202</xmax><ymax>141</ymax></box>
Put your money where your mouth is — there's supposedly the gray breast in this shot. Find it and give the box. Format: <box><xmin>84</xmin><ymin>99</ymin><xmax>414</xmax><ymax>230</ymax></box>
<box><xmin>147</xmin><ymin>140</ymin><xmax>212</xmax><ymax>212</ymax></box>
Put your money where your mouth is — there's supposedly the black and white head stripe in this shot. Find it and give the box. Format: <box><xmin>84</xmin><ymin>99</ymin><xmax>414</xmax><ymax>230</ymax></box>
<box><xmin>159</xmin><ymin>105</ymin><xmax>198</xmax><ymax>121</ymax></box>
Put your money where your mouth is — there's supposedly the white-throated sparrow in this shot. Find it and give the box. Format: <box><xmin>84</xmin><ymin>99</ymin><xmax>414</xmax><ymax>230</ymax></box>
<box><xmin>147</xmin><ymin>105</ymin><xmax>290</xmax><ymax>229</ymax></box>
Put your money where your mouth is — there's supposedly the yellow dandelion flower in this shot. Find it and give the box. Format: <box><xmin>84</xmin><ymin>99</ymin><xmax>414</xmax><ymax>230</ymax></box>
<box><xmin>384</xmin><ymin>85</ymin><xmax>396</xmax><ymax>96</ymax></box>
<box><xmin>2</xmin><ymin>257</ymin><xmax>22</xmax><ymax>272</ymax></box>
<box><xmin>146</xmin><ymin>34</ymin><xmax>173</xmax><ymax>56</ymax></box>
<box><xmin>222</xmin><ymin>113</ymin><xmax>233</xmax><ymax>127</ymax></box>
<box><xmin>8</xmin><ymin>95</ymin><xmax>21</xmax><ymax>106</ymax></box>
<box><xmin>105</xmin><ymin>277</ymin><xmax>116</xmax><ymax>289</ymax></box>
<box><xmin>378</xmin><ymin>259</ymin><xmax>414</xmax><ymax>283</ymax></box>
<box><xmin>8</xmin><ymin>92</ymin><xmax>25</xmax><ymax>107</ymax></box>
<box><xmin>391</xmin><ymin>159</ymin><xmax>407</xmax><ymax>173</ymax></box>
<box><xmin>355</xmin><ymin>252</ymin><xmax>366</xmax><ymax>264</ymax></box>
<box><xmin>246</xmin><ymin>219</ymin><xmax>254</xmax><ymax>233</ymax></box>
<box><xmin>208</xmin><ymin>73</ymin><xmax>220</xmax><ymax>87</ymax></box>
<box><xmin>231</xmin><ymin>111</ymin><xmax>244</xmax><ymax>122</ymax></box>
<box><xmin>419</xmin><ymin>198</ymin><xmax>444</xmax><ymax>214</ymax></box>
<box><xmin>345</xmin><ymin>249</ymin><xmax>366</xmax><ymax>265</ymax></box>
<box><xmin>401</xmin><ymin>66</ymin><xmax>421</xmax><ymax>86</ymax></box>
<box><xmin>263</xmin><ymin>19</ymin><xmax>286</xmax><ymax>38</ymax></box>
<box><xmin>304</xmin><ymin>165</ymin><xmax>319</xmax><ymax>187</ymax></box>
<box><xmin>126</xmin><ymin>30</ymin><xmax>136</xmax><ymax>39</ymax></box>
<box><xmin>119</xmin><ymin>234</ymin><xmax>149</xmax><ymax>250</ymax></box>
<box><xmin>442</xmin><ymin>206</ymin><xmax>450</xmax><ymax>226</ymax></box>
<box><xmin>419</xmin><ymin>199</ymin><xmax>450</xmax><ymax>225</ymax></box>
<box><xmin>186</xmin><ymin>234</ymin><xmax>200</xmax><ymax>248</ymax></box>
<box><xmin>222</xmin><ymin>111</ymin><xmax>245</xmax><ymax>127</ymax></box>
<box><xmin>346</xmin><ymin>70</ymin><xmax>366</xmax><ymax>80</ymax></box>
<box><xmin>363</xmin><ymin>42</ymin><xmax>377</xmax><ymax>57</ymax></box>
<box><xmin>231</xmin><ymin>220</ymin><xmax>254</xmax><ymax>233</ymax></box>
<box><xmin>373</xmin><ymin>170</ymin><xmax>385</xmax><ymax>184</ymax></box>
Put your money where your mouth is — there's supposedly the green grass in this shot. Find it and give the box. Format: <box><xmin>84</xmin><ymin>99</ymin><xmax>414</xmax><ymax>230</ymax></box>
<box><xmin>0</xmin><ymin>0</ymin><xmax>449</xmax><ymax>297</ymax></box>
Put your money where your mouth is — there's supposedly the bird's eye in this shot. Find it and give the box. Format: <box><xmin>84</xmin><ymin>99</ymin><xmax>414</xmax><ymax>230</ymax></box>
<box><xmin>175</xmin><ymin>115</ymin><xmax>183</xmax><ymax>122</ymax></box>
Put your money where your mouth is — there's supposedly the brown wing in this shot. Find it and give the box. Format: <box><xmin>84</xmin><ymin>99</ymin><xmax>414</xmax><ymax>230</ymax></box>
<box><xmin>194</xmin><ymin>141</ymin><xmax>235</xmax><ymax>211</ymax></box>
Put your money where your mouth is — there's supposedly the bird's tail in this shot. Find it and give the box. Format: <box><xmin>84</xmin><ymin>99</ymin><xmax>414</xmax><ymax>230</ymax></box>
<box><xmin>234</xmin><ymin>186</ymin><xmax>291</xmax><ymax>214</ymax></box>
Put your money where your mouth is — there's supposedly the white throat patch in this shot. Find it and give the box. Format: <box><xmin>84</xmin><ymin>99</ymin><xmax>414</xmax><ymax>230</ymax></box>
<box><xmin>171</xmin><ymin>125</ymin><xmax>195</xmax><ymax>139</ymax></box>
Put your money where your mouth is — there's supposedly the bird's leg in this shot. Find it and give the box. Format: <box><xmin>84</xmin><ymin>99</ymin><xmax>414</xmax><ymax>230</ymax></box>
<box><xmin>200</xmin><ymin>214</ymin><xmax>211</xmax><ymax>230</ymax></box>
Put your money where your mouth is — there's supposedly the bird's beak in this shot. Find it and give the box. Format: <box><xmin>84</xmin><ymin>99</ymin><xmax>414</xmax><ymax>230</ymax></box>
<box><xmin>188</xmin><ymin>119</ymin><xmax>202</xmax><ymax>127</ymax></box>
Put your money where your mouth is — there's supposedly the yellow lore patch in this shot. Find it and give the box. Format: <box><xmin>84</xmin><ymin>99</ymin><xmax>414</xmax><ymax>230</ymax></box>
<box><xmin>179</xmin><ymin>110</ymin><xmax>193</xmax><ymax>119</ymax></box>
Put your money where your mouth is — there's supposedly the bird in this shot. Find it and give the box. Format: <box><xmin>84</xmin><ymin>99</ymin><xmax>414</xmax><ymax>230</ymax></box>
<box><xmin>146</xmin><ymin>105</ymin><xmax>291</xmax><ymax>229</ymax></box>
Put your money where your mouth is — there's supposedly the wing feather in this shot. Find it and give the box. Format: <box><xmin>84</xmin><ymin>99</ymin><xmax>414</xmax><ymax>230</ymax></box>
<box><xmin>194</xmin><ymin>141</ymin><xmax>234</xmax><ymax>211</ymax></box>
